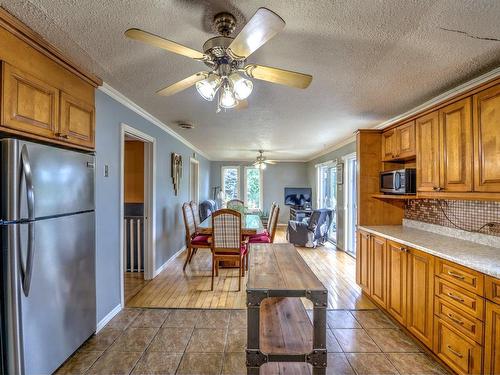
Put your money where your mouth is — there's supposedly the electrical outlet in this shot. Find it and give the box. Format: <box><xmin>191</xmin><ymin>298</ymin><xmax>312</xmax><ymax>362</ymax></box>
<box><xmin>104</xmin><ymin>165</ymin><xmax>109</xmax><ymax>177</ymax></box>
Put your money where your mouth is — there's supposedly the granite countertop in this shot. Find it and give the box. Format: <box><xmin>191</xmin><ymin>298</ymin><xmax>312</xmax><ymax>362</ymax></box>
<box><xmin>358</xmin><ymin>225</ymin><xmax>500</xmax><ymax>279</ymax></box>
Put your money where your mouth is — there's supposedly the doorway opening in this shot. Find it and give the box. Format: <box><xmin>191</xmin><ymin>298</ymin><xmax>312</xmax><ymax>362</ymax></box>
<box><xmin>316</xmin><ymin>161</ymin><xmax>338</xmax><ymax>244</ymax></box>
<box><xmin>120</xmin><ymin>124</ymin><xmax>156</xmax><ymax>307</ymax></box>
<box><xmin>343</xmin><ymin>152</ymin><xmax>357</xmax><ymax>257</ymax></box>
<box><xmin>189</xmin><ymin>158</ymin><xmax>199</xmax><ymax>203</ymax></box>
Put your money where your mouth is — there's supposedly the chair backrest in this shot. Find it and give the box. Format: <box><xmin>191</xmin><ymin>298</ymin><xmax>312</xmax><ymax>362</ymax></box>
<box><xmin>227</xmin><ymin>199</ymin><xmax>244</xmax><ymax>209</ymax></box>
<box><xmin>190</xmin><ymin>201</ymin><xmax>200</xmax><ymax>229</ymax></box>
<box><xmin>308</xmin><ymin>209</ymin><xmax>333</xmax><ymax>234</ymax></box>
<box><xmin>267</xmin><ymin>202</ymin><xmax>277</xmax><ymax>233</ymax></box>
<box><xmin>211</xmin><ymin>209</ymin><xmax>242</xmax><ymax>252</ymax></box>
<box><xmin>269</xmin><ymin>205</ymin><xmax>280</xmax><ymax>243</ymax></box>
<box><xmin>182</xmin><ymin>202</ymin><xmax>196</xmax><ymax>240</ymax></box>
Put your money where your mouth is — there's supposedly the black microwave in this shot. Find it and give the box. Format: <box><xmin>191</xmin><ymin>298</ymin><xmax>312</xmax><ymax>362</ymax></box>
<box><xmin>380</xmin><ymin>168</ymin><xmax>416</xmax><ymax>194</ymax></box>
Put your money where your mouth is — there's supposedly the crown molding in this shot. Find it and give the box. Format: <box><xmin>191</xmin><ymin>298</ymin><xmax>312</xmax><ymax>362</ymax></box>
<box><xmin>306</xmin><ymin>135</ymin><xmax>356</xmax><ymax>162</ymax></box>
<box><xmin>98</xmin><ymin>82</ymin><xmax>212</xmax><ymax>160</ymax></box>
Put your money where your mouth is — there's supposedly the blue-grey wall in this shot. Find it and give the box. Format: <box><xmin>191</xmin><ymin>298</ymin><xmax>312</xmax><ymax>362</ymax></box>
<box><xmin>210</xmin><ymin>161</ymin><xmax>310</xmax><ymax>224</ymax></box>
<box><xmin>307</xmin><ymin>142</ymin><xmax>356</xmax><ymax>250</ymax></box>
<box><xmin>95</xmin><ymin>90</ymin><xmax>210</xmax><ymax>322</ymax></box>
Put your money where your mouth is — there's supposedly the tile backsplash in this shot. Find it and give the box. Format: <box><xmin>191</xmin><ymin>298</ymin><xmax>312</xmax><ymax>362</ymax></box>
<box><xmin>405</xmin><ymin>199</ymin><xmax>500</xmax><ymax>237</ymax></box>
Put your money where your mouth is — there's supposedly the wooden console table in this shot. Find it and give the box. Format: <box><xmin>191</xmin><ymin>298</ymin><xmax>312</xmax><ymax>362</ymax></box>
<box><xmin>246</xmin><ymin>243</ymin><xmax>328</xmax><ymax>374</ymax></box>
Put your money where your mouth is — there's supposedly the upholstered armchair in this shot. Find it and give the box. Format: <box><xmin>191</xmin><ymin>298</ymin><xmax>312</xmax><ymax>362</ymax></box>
<box><xmin>199</xmin><ymin>200</ymin><xmax>218</xmax><ymax>222</ymax></box>
<box><xmin>287</xmin><ymin>208</ymin><xmax>333</xmax><ymax>248</ymax></box>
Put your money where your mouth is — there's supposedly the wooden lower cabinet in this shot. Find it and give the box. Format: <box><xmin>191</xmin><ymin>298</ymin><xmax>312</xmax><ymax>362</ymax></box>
<box><xmin>386</xmin><ymin>240</ymin><xmax>407</xmax><ymax>325</ymax></box>
<box><xmin>356</xmin><ymin>230</ymin><xmax>371</xmax><ymax>294</ymax></box>
<box><xmin>370</xmin><ymin>235</ymin><xmax>387</xmax><ymax>308</ymax></box>
<box><xmin>434</xmin><ymin>317</ymin><xmax>482</xmax><ymax>374</ymax></box>
<box><xmin>484</xmin><ymin>301</ymin><xmax>500</xmax><ymax>375</ymax></box>
<box><xmin>406</xmin><ymin>248</ymin><xmax>434</xmax><ymax>349</ymax></box>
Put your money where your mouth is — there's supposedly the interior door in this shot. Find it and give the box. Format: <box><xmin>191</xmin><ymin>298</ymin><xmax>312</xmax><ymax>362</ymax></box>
<box><xmin>439</xmin><ymin>98</ymin><xmax>473</xmax><ymax>192</ymax></box>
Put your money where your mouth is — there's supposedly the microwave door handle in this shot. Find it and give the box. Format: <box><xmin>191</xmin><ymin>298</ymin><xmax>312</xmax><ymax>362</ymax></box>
<box><xmin>19</xmin><ymin>145</ymin><xmax>35</xmax><ymax>297</ymax></box>
<box><xmin>395</xmin><ymin>172</ymin><xmax>401</xmax><ymax>190</ymax></box>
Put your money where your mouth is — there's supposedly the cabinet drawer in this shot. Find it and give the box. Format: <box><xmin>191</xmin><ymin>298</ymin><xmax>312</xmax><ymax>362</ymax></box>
<box><xmin>485</xmin><ymin>276</ymin><xmax>500</xmax><ymax>304</ymax></box>
<box><xmin>434</xmin><ymin>318</ymin><xmax>482</xmax><ymax>375</ymax></box>
<box><xmin>434</xmin><ymin>297</ymin><xmax>483</xmax><ymax>344</ymax></box>
<box><xmin>435</xmin><ymin>277</ymin><xmax>484</xmax><ymax>320</ymax></box>
<box><xmin>435</xmin><ymin>259</ymin><xmax>484</xmax><ymax>295</ymax></box>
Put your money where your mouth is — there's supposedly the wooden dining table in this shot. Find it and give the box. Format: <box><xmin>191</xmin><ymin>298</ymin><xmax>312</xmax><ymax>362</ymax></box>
<box><xmin>197</xmin><ymin>213</ymin><xmax>265</xmax><ymax>235</ymax></box>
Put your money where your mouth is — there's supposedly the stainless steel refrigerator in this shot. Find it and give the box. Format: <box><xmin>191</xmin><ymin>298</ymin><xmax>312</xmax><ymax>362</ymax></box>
<box><xmin>0</xmin><ymin>138</ymin><xmax>96</xmax><ymax>375</ymax></box>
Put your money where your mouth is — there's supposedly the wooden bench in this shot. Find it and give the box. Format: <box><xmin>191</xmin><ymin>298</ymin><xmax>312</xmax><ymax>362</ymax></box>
<box><xmin>246</xmin><ymin>243</ymin><xmax>328</xmax><ymax>375</ymax></box>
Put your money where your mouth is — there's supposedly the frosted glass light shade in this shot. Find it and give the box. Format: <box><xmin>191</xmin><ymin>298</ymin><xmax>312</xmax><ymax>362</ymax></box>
<box><xmin>220</xmin><ymin>85</ymin><xmax>238</xmax><ymax>108</ymax></box>
<box><xmin>196</xmin><ymin>74</ymin><xmax>221</xmax><ymax>101</ymax></box>
<box><xmin>229</xmin><ymin>73</ymin><xmax>253</xmax><ymax>100</ymax></box>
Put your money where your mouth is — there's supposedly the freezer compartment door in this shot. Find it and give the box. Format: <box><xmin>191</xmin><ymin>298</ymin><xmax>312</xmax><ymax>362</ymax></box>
<box><xmin>1</xmin><ymin>139</ymin><xmax>94</xmax><ymax>221</ymax></box>
<box><xmin>20</xmin><ymin>212</ymin><xmax>95</xmax><ymax>375</ymax></box>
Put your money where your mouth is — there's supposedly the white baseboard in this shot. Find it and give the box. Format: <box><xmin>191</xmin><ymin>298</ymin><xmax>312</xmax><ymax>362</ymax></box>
<box><xmin>153</xmin><ymin>246</ymin><xmax>186</xmax><ymax>277</ymax></box>
<box><xmin>96</xmin><ymin>304</ymin><xmax>122</xmax><ymax>333</ymax></box>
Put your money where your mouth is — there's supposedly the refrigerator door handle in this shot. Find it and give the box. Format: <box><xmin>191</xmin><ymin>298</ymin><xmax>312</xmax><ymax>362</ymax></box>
<box><xmin>19</xmin><ymin>144</ymin><xmax>36</xmax><ymax>296</ymax></box>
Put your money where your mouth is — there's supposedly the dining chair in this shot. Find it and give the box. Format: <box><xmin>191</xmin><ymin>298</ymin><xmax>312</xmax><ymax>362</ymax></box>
<box><xmin>211</xmin><ymin>209</ymin><xmax>247</xmax><ymax>291</ymax></box>
<box><xmin>190</xmin><ymin>201</ymin><xmax>201</xmax><ymax>231</ymax></box>
<box><xmin>182</xmin><ymin>202</ymin><xmax>211</xmax><ymax>271</ymax></box>
<box><xmin>248</xmin><ymin>205</ymin><xmax>280</xmax><ymax>244</ymax></box>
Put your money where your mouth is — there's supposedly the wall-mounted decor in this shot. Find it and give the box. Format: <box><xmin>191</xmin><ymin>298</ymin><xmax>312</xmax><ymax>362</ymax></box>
<box><xmin>336</xmin><ymin>163</ymin><xmax>344</xmax><ymax>185</ymax></box>
<box><xmin>171</xmin><ymin>153</ymin><xmax>183</xmax><ymax>196</ymax></box>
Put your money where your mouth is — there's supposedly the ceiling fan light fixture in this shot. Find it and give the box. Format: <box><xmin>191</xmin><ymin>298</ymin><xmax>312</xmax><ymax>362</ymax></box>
<box><xmin>195</xmin><ymin>74</ymin><xmax>221</xmax><ymax>101</ymax></box>
<box><xmin>229</xmin><ymin>73</ymin><xmax>253</xmax><ymax>100</ymax></box>
<box><xmin>259</xmin><ymin>162</ymin><xmax>267</xmax><ymax>170</ymax></box>
<box><xmin>219</xmin><ymin>84</ymin><xmax>238</xmax><ymax>108</ymax></box>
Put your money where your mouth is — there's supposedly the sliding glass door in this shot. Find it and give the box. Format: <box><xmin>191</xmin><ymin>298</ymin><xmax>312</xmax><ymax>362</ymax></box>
<box><xmin>344</xmin><ymin>154</ymin><xmax>357</xmax><ymax>256</ymax></box>
<box><xmin>317</xmin><ymin>162</ymin><xmax>337</xmax><ymax>243</ymax></box>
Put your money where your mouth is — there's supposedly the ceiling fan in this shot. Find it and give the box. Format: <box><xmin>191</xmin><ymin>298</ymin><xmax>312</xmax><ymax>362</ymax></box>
<box><xmin>253</xmin><ymin>150</ymin><xmax>276</xmax><ymax>170</ymax></box>
<box><xmin>125</xmin><ymin>7</ymin><xmax>312</xmax><ymax>112</ymax></box>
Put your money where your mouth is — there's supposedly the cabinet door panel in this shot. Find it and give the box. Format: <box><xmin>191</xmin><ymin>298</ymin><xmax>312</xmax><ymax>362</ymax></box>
<box><xmin>356</xmin><ymin>231</ymin><xmax>371</xmax><ymax>294</ymax></box>
<box><xmin>59</xmin><ymin>92</ymin><xmax>95</xmax><ymax>148</ymax></box>
<box><xmin>382</xmin><ymin>130</ymin><xmax>396</xmax><ymax>161</ymax></box>
<box><xmin>473</xmin><ymin>84</ymin><xmax>500</xmax><ymax>192</ymax></box>
<box><xmin>397</xmin><ymin>121</ymin><xmax>416</xmax><ymax>159</ymax></box>
<box><xmin>439</xmin><ymin>98</ymin><xmax>473</xmax><ymax>192</ymax></box>
<box><xmin>484</xmin><ymin>301</ymin><xmax>500</xmax><ymax>375</ymax></box>
<box><xmin>1</xmin><ymin>63</ymin><xmax>59</xmax><ymax>138</ymax></box>
<box><xmin>416</xmin><ymin>111</ymin><xmax>440</xmax><ymax>192</ymax></box>
<box><xmin>386</xmin><ymin>240</ymin><xmax>407</xmax><ymax>325</ymax></box>
<box><xmin>406</xmin><ymin>248</ymin><xmax>434</xmax><ymax>349</ymax></box>
<box><xmin>370</xmin><ymin>235</ymin><xmax>387</xmax><ymax>308</ymax></box>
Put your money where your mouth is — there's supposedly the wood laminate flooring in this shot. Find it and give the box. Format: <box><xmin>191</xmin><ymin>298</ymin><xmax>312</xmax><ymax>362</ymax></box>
<box><xmin>127</xmin><ymin>229</ymin><xmax>376</xmax><ymax>310</ymax></box>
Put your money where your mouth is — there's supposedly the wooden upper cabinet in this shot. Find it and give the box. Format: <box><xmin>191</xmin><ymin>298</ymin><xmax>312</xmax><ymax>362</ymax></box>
<box><xmin>1</xmin><ymin>63</ymin><xmax>59</xmax><ymax>138</ymax></box>
<box><xmin>382</xmin><ymin>129</ymin><xmax>397</xmax><ymax>161</ymax></box>
<box><xmin>406</xmin><ymin>247</ymin><xmax>434</xmax><ymax>349</ymax></box>
<box><xmin>370</xmin><ymin>235</ymin><xmax>387</xmax><ymax>308</ymax></box>
<box><xmin>439</xmin><ymin>98</ymin><xmax>473</xmax><ymax>192</ymax></box>
<box><xmin>356</xmin><ymin>230</ymin><xmax>371</xmax><ymax>294</ymax></box>
<box><xmin>416</xmin><ymin>111</ymin><xmax>440</xmax><ymax>192</ymax></box>
<box><xmin>473</xmin><ymin>84</ymin><xmax>500</xmax><ymax>192</ymax></box>
<box><xmin>484</xmin><ymin>301</ymin><xmax>500</xmax><ymax>375</ymax></box>
<box><xmin>381</xmin><ymin>121</ymin><xmax>416</xmax><ymax>161</ymax></box>
<box><xmin>386</xmin><ymin>240</ymin><xmax>407</xmax><ymax>325</ymax></box>
<box><xmin>59</xmin><ymin>91</ymin><xmax>95</xmax><ymax>148</ymax></box>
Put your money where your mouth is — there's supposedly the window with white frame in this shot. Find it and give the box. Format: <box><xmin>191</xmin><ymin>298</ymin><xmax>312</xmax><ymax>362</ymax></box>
<box><xmin>221</xmin><ymin>166</ymin><xmax>240</xmax><ymax>201</ymax></box>
<box><xmin>244</xmin><ymin>166</ymin><xmax>263</xmax><ymax>210</ymax></box>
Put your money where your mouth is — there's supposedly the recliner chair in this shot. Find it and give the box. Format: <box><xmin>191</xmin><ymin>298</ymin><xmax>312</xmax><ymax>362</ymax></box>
<box><xmin>287</xmin><ymin>208</ymin><xmax>333</xmax><ymax>248</ymax></box>
<box><xmin>199</xmin><ymin>200</ymin><xmax>218</xmax><ymax>222</ymax></box>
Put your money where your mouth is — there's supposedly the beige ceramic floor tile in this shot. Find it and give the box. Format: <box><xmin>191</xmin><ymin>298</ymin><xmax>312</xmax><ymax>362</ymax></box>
<box><xmin>176</xmin><ymin>353</ymin><xmax>223</xmax><ymax>375</ymax></box>
<box><xmin>332</xmin><ymin>329</ymin><xmax>381</xmax><ymax>353</ymax></box>
<box><xmin>326</xmin><ymin>353</ymin><xmax>356</xmax><ymax>375</ymax></box>
<box><xmin>107</xmin><ymin>309</ymin><xmax>142</xmax><ymax>330</ymax></box>
<box><xmin>366</xmin><ymin>329</ymin><xmax>422</xmax><ymax>353</ymax></box>
<box><xmin>148</xmin><ymin>327</ymin><xmax>194</xmax><ymax>352</ymax></box>
<box><xmin>86</xmin><ymin>350</ymin><xmax>142</xmax><ymax>375</ymax></box>
<box><xmin>131</xmin><ymin>351</ymin><xmax>182</xmax><ymax>375</ymax></box>
<box><xmin>131</xmin><ymin>309</ymin><xmax>170</xmax><ymax>328</ymax></box>
<box><xmin>196</xmin><ymin>310</ymin><xmax>231</xmax><ymax>328</ymax></box>
<box><xmin>386</xmin><ymin>353</ymin><xmax>449</xmax><ymax>374</ymax></box>
<box><xmin>222</xmin><ymin>352</ymin><xmax>246</xmax><ymax>375</ymax></box>
<box><xmin>162</xmin><ymin>309</ymin><xmax>201</xmax><ymax>328</ymax></box>
<box><xmin>186</xmin><ymin>328</ymin><xmax>226</xmax><ymax>353</ymax></box>
<box><xmin>109</xmin><ymin>327</ymin><xmax>158</xmax><ymax>352</ymax></box>
<box><xmin>79</xmin><ymin>328</ymin><xmax>122</xmax><ymax>352</ymax></box>
<box><xmin>327</xmin><ymin>311</ymin><xmax>362</xmax><ymax>329</ymax></box>
<box><xmin>54</xmin><ymin>351</ymin><xmax>102</xmax><ymax>375</ymax></box>
<box><xmin>346</xmin><ymin>353</ymin><xmax>399</xmax><ymax>375</ymax></box>
<box><xmin>225</xmin><ymin>328</ymin><xmax>246</xmax><ymax>352</ymax></box>
<box><xmin>350</xmin><ymin>310</ymin><xmax>396</xmax><ymax>329</ymax></box>
<box><xmin>229</xmin><ymin>310</ymin><xmax>247</xmax><ymax>331</ymax></box>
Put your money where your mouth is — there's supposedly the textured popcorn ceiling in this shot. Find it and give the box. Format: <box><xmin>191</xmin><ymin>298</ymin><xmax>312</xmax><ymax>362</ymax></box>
<box><xmin>2</xmin><ymin>0</ymin><xmax>500</xmax><ymax>160</ymax></box>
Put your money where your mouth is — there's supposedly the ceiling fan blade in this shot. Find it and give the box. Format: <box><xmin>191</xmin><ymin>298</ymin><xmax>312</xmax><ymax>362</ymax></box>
<box><xmin>228</xmin><ymin>8</ymin><xmax>285</xmax><ymax>59</ymax></box>
<box><xmin>244</xmin><ymin>64</ymin><xmax>312</xmax><ymax>89</ymax></box>
<box><xmin>156</xmin><ymin>72</ymin><xmax>208</xmax><ymax>96</ymax></box>
<box><xmin>125</xmin><ymin>28</ymin><xmax>208</xmax><ymax>61</ymax></box>
<box><xmin>265</xmin><ymin>160</ymin><xmax>277</xmax><ymax>164</ymax></box>
<box><xmin>235</xmin><ymin>99</ymin><xmax>248</xmax><ymax>110</ymax></box>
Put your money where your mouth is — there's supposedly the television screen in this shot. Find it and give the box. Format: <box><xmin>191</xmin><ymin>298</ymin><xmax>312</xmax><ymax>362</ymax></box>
<box><xmin>284</xmin><ymin>187</ymin><xmax>312</xmax><ymax>206</ymax></box>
